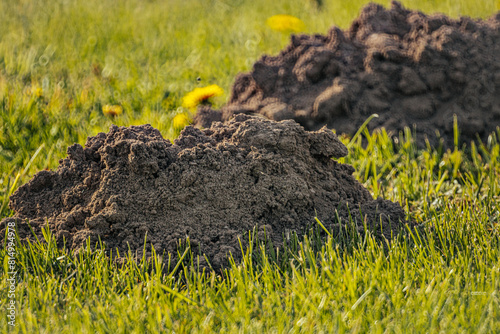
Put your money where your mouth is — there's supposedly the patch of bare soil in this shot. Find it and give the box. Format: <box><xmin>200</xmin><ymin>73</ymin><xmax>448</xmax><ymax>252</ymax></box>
<box><xmin>195</xmin><ymin>1</ymin><xmax>500</xmax><ymax>147</ymax></box>
<box><xmin>1</xmin><ymin>115</ymin><xmax>406</xmax><ymax>268</ymax></box>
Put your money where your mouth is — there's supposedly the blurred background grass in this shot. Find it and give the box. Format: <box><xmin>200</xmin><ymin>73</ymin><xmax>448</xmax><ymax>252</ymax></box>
<box><xmin>0</xmin><ymin>0</ymin><xmax>497</xmax><ymax>176</ymax></box>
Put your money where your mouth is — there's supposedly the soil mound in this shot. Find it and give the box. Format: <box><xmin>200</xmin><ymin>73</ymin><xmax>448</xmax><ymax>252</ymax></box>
<box><xmin>195</xmin><ymin>1</ymin><xmax>500</xmax><ymax>147</ymax></box>
<box><xmin>2</xmin><ymin>116</ymin><xmax>407</xmax><ymax>268</ymax></box>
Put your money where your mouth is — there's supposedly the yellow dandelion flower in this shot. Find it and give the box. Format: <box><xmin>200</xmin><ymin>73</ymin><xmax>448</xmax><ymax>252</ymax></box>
<box><xmin>32</xmin><ymin>87</ymin><xmax>43</xmax><ymax>98</ymax></box>
<box><xmin>80</xmin><ymin>89</ymin><xmax>89</xmax><ymax>104</ymax></box>
<box><xmin>172</xmin><ymin>113</ymin><xmax>191</xmax><ymax>130</ymax></box>
<box><xmin>182</xmin><ymin>84</ymin><xmax>224</xmax><ymax>109</ymax></box>
<box><xmin>266</xmin><ymin>14</ymin><xmax>305</xmax><ymax>33</ymax></box>
<box><xmin>102</xmin><ymin>104</ymin><xmax>123</xmax><ymax>117</ymax></box>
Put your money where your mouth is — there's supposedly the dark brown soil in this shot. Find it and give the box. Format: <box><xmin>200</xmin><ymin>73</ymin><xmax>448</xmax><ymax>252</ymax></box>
<box><xmin>1</xmin><ymin>115</ymin><xmax>406</xmax><ymax>268</ymax></box>
<box><xmin>194</xmin><ymin>1</ymin><xmax>500</xmax><ymax>147</ymax></box>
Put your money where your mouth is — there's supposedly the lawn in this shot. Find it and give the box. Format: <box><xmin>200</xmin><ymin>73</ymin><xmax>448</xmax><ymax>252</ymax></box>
<box><xmin>1</xmin><ymin>0</ymin><xmax>499</xmax><ymax>332</ymax></box>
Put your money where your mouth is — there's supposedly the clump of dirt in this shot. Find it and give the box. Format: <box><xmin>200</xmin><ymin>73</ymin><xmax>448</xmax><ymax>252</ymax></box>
<box><xmin>1</xmin><ymin>115</ymin><xmax>407</xmax><ymax>268</ymax></box>
<box><xmin>194</xmin><ymin>1</ymin><xmax>500</xmax><ymax>147</ymax></box>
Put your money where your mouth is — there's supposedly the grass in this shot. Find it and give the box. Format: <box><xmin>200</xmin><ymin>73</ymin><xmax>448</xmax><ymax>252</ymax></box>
<box><xmin>1</xmin><ymin>0</ymin><xmax>499</xmax><ymax>332</ymax></box>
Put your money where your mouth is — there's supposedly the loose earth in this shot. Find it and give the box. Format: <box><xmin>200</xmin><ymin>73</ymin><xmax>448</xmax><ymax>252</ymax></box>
<box><xmin>195</xmin><ymin>1</ymin><xmax>500</xmax><ymax>147</ymax></box>
<box><xmin>2</xmin><ymin>115</ymin><xmax>407</xmax><ymax>268</ymax></box>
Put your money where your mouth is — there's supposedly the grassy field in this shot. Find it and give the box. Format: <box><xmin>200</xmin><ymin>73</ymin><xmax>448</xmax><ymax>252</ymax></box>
<box><xmin>1</xmin><ymin>0</ymin><xmax>500</xmax><ymax>332</ymax></box>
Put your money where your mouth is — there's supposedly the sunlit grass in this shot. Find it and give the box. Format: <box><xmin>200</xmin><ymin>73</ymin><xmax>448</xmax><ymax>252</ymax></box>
<box><xmin>1</xmin><ymin>0</ymin><xmax>499</xmax><ymax>332</ymax></box>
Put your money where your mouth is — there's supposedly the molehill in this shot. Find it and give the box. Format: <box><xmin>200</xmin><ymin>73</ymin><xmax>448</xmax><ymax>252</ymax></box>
<box><xmin>1</xmin><ymin>115</ymin><xmax>406</xmax><ymax>268</ymax></box>
<box><xmin>195</xmin><ymin>1</ymin><xmax>500</xmax><ymax>147</ymax></box>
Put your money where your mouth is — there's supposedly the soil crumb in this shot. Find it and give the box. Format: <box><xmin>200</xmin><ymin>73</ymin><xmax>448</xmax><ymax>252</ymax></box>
<box><xmin>194</xmin><ymin>1</ymin><xmax>500</xmax><ymax>147</ymax></box>
<box><xmin>2</xmin><ymin>116</ymin><xmax>407</xmax><ymax>268</ymax></box>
